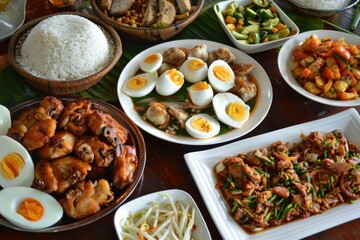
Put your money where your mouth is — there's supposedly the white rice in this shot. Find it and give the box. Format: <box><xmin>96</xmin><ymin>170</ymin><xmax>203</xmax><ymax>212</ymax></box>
<box><xmin>296</xmin><ymin>0</ymin><xmax>351</xmax><ymax>10</ymax></box>
<box><xmin>17</xmin><ymin>15</ymin><xmax>114</xmax><ymax>80</ymax></box>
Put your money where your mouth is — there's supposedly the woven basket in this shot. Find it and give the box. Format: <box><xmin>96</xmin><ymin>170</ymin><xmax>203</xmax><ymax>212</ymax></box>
<box><xmin>90</xmin><ymin>0</ymin><xmax>204</xmax><ymax>42</ymax></box>
<box><xmin>8</xmin><ymin>12</ymin><xmax>122</xmax><ymax>95</ymax></box>
<box><xmin>288</xmin><ymin>0</ymin><xmax>360</xmax><ymax>18</ymax></box>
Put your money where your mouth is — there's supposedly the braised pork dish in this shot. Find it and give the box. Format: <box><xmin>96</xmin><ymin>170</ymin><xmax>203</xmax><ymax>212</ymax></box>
<box><xmin>214</xmin><ymin>130</ymin><xmax>360</xmax><ymax>233</ymax></box>
<box><xmin>6</xmin><ymin>96</ymin><xmax>139</xmax><ymax>220</ymax></box>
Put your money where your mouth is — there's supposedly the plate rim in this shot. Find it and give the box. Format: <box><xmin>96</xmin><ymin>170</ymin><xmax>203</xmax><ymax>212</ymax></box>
<box><xmin>184</xmin><ymin>108</ymin><xmax>360</xmax><ymax>240</ymax></box>
<box><xmin>117</xmin><ymin>39</ymin><xmax>273</xmax><ymax>145</ymax></box>
<box><xmin>278</xmin><ymin>29</ymin><xmax>360</xmax><ymax>107</ymax></box>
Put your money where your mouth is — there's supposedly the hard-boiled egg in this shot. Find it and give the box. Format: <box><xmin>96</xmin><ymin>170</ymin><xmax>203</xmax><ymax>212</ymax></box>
<box><xmin>0</xmin><ymin>135</ymin><xmax>34</xmax><ymax>188</ymax></box>
<box><xmin>179</xmin><ymin>57</ymin><xmax>208</xmax><ymax>83</ymax></box>
<box><xmin>0</xmin><ymin>105</ymin><xmax>11</xmax><ymax>136</ymax></box>
<box><xmin>212</xmin><ymin>92</ymin><xmax>250</xmax><ymax>129</ymax></box>
<box><xmin>0</xmin><ymin>186</ymin><xmax>63</xmax><ymax>230</ymax></box>
<box><xmin>187</xmin><ymin>81</ymin><xmax>214</xmax><ymax>107</ymax></box>
<box><xmin>185</xmin><ymin>113</ymin><xmax>220</xmax><ymax>139</ymax></box>
<box><xmin>140</xmin><ymin>52</ymin><xmax>163</xmax><ymax>73</ymax></box>
<box><xmin>208</xmin><ymin>60</ymin><xmax>235</xmax><ymax>92</ymax></box>
<box><xmin>122</xmin><ymin>72</ymin><xmax>158</xmax><ymax>97</ymax></box>
<box><xmin>156</xmin><ymin>68</ymin><xmax>184</xmax><ymax>96</ymax></box>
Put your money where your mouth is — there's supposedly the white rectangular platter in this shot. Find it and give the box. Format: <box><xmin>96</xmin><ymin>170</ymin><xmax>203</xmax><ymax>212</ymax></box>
<box><xmin>184</xmin><ymin>108</ymin><xmax>360</xmax><ymax>240</ymax></box>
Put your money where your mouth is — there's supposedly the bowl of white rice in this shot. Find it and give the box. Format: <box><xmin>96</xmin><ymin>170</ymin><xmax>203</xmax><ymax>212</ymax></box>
<box><xmin>8</xmin><ymin>12</ymin><xmax>122</xmax><ymax>95</ymax></box>
<box><xmin>288</xmin><ymin>0</ymin><xmax>360</xmax><ymax>17</ymax></box>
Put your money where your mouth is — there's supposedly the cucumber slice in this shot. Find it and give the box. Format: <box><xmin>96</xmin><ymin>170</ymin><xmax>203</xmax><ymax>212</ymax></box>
<box><xmin>241</xmin><ymin>24</ymin><xmax>260</xmax><ymax>35</ymax></box>
<box><xmin>267</xmin><ymin>33</ymin><xmax>279</xmax><ymax>41</ymax></box>
<box><xmin>259</xmin><ymin>9</ymin><xmax>273</xmax><ymax>19</ymax></box>
<box><xmin>245</xmin><ymin>8</ymin><xmax>257</xmax><ymax>18</ymax></box>
<box><xmin>278</xmin><ymin>28</ymin><xmax>290</xmax><ymax>38</ymax></box>
<box><xmin>248</xmin><ymin>31</ymin><xmax>260</xmax><ymax>44</ymax></box>
<box><xmin>253</xmin><ymin>0</ymin><xmax>270</xmax><ymax>8</ymax></box>
<box><xmin>231</xmin><ymin>30</ymin><xmax>248</xmax><ymax>40</ymax></box>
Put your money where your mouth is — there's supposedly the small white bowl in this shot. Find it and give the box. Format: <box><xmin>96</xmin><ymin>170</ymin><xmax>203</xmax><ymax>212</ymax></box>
<box><xmin>214</xmin><ymin>0</ymin><xmax>299</xmax><ymax>54</ymax></box>
<box><xmin>278</xmin><ymin>30</ymin><xmax>360</xmax><ymax>107</ymax></box>
<box><xmin>113</xmin><ymin>189</ymin><xmax>211</xmax><ymax>240</ymax></box>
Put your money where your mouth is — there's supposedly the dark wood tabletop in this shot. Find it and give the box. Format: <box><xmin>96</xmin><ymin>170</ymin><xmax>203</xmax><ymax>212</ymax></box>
<box><xmin>1</xmin><ymin>0</ymin><xmax>360</xmax><ymax>239</ymax></box>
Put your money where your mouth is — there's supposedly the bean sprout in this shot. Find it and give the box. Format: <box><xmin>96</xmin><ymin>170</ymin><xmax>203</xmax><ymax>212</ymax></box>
<box><xmin>120</xmin><ymin>194</ymin><xmax>196</xmax><ymax>240</ymax></box>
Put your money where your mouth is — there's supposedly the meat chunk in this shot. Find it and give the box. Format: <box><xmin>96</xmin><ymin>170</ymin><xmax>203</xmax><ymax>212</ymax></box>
<box><xmin>155</xmin><ymin>0</ymin><xmax>176</xmax><ymax>26</ymax></box>
<box><xmin>36</xmin><ymin>131</ymin><xmax>76</xmax><ymax>160</ymax></box>
<box><xmin>88</xmin><ymin>110</ymin><xmax>129</xmax><ymax>146</ymax></box>
<box><xmin>59</xmin><ymin>179</ymin><xmax>114</xmax><ymax>219</ymax></box>
<box><xmin>58</xmin><ymin>99</ymin><xmax>93</xmax><ymax>136</ymax></box>
<box><xmin>33</xmin><ymin>156</ymin><xmax>91</xmax><ymax>194</ymax></box>
<box><xmin>109</xmin><ymin>0</ymin><xmax>135</xmax><ymax>15</ymax></box>
<box><xmin>113</xmin><ymin>145</ymin><xmax>138</xmax><ymax>189</ymax></box>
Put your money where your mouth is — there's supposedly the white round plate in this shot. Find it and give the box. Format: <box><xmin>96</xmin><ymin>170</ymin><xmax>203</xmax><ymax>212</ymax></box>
<box><xmin>117</xmin><ymin>39</ymin><xmax>273</xmax><ymax>145</ymax></box>
<box><xmin>278</xmin><ymin>30</ymin><xmax>360</xmax><ymax>107</ymax></box>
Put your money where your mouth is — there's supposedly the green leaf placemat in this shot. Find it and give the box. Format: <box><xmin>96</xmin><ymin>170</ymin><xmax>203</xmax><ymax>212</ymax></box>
<box><xmin>0</xmin><ymin>0</ymin><xmax>324</xmax><ymax>108</ymax></box>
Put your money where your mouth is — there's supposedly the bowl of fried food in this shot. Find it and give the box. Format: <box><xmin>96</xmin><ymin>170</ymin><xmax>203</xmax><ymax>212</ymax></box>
<box><xmin>90</xmin><ymin>0</ymin><xmax>204</xmax><ymax>42</ymax></box>
<box><xmin>0</xmin><ymin>96</ymin><xmax>146</xmax><ymax>232</ymax></box>
<box><xmin>8</xmin><ymin>12</ymin><xmax>122</xmax><ymax>95</ymax></box>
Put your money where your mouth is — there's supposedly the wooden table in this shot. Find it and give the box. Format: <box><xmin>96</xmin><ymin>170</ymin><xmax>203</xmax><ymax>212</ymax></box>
<box><xmin>1</xmin><ymin>0</ymin><xmax>360</xmax><ymax>239</ymax></box>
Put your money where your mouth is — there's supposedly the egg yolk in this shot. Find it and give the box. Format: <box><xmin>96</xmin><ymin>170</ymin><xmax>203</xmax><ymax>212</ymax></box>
<box><xmin>188</xmin><ymin>58</ymin><xmax>205</xmax><ymax>71</ymax></box>
<box><xmin>226</xmin><ymin>102</ymin><xmax>247</xmax><ymax>121</ymax></box>
<box><xmin>213</xmin><ymin>65</ymin><xmax>232</xmax><ymax>81</ymax></box>
<box><xmin>167</xmin><ymin>69</ymin><xmax>184</xmax><ymax>86</ymax></box>
<box><xmin>144</xmin><ymin>54</ymin><xmax>159</xmax><ymax>64</ymax></box>
<box><xmin>0</xmin><ymin>153</ymin><xmax>25</xmax><ymax>179</ymax></box>
<box><xmin>17</xmin><ymin>198</ymin><xmax>44</xmax><ymax>221</ymax></box>
<box><xmin>191</xmin><ymin>81</ymin><xmax>209</xmax><ymax>91</ymax></box>
<box><xmin>191</xmin><ymin>117</ymin><xmax>212</xmax><ymax>133</ymax></box>
<box><xmin>127</xmin><ymin>76</ymin><xmax>147</xmax><ymax>90</ymax></box>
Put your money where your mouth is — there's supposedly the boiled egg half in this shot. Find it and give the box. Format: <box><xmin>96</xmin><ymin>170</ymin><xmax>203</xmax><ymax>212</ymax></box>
<box><xmin>185</xmin><ymin>113</ymin><xmax>220</xmax><ymax>139</ymax></box>
<box><xmin>0</xmin><ymin>186</ymin><xmax>63</xmax><ymax>230</ymax></box>
<box><xmin>208</xmin><ymin>60</ymin><xmax>235</xmax><ymax>92</ymax></box>
<box><xmin>0</xmin><ymin>105</ymin><xmax>11</xmax><ymax>136</ymax></box>
<box><xmin>180</xmin><ymin>57</ymin><xmax>208</xmax><ymax>83</ymax></box>
<box><xmin>0</xmin><ymin>135</ymin><xmax>34</xmax><ymax>188</ymax></box>
<box><xmin>212</xmin><ymin>92</ymin><xmax>250</xmax><ymax>128</ymax></box>
<box><xmin>139</xmin><ymin>52</ymin><xmax>163</xmax><ymax>73</ymax></box>
<box><xmin>187</xmin><ymin>81</ymin><xmax>213</xmax><ymax>107</ymax></box>
<box><xmin>156</xmin><ymin>68</ymin><xmax>184</xmax><ymax>96</ymax></box>
<box><xmin>122</xmin><ymin>72</ymin><xmax>158</xmax><ymax>97</ymax></box>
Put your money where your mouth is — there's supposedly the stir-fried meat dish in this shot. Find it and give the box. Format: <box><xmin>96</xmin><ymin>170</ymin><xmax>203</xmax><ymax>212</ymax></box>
<box><xmin>7</xmin><ymin>96</ymin><xmax>139</xmax><ymax>220</ymax></box>
<box><xmin>214</xmin><ymin>130</ymin><xmax>360</xmax><ymax>233</ymax></box>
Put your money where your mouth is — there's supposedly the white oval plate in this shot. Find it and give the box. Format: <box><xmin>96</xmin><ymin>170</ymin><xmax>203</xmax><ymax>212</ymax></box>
<box><xmin>0</xmin><ymin>0</ymin><xmax>26</xmax><ymax>43</ymax></box>
<box><xmin>117</xmin><ymin>39</ymin><xmax>273</xmax><ymax>145</ymax></box>
<box><xmin>113</xmin><ymin>189</ymin><xmax>211</xmax><ymax>240</ymax></box>
<box><xmin>278</xmin><ymin>30</ymin><xmax>360</xmax><ymax>107</ymax></box>
<box><xmin>185</xmin><ymin>108</ymin><xmax>360</xmax><ymax>240</ymax></box>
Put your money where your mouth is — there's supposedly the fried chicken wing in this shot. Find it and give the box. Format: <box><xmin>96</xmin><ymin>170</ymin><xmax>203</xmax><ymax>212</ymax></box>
<box><xmin>7</xmin><ymin>106</ymin><xmax>52</xmax><ymax>142</ymax></box>
<box><xmin>74</xmin><ymin>136</ymin><xmax>116</xmax><ymax>167</ymax></box>
<box><xmin>40</xmin><ymin>96</ymin><xmax>64</xmax><ymax>120</ymax></box>
<box><xmin>113</xmin><ymin>145</ymin><xmax>138</xmax><ymax>189</ymax></box>
<box><xmin>33</xmin><ymin>156</ymin><xmax>91</xmax><ymax>194</ymax></box>
<box><xmin>22</xmin><ymin>118</ymin><xmax>57</xmax><ymax>151</ymax></box>
<box><xmin>58</xmin><ymin>99</ymin><xmax>93</xmax><ymax>136</ymax></box>
<box><xmin>59</xmin><ymin>179</ymin><xmax>114</xmax><ymax>219</ymax></box>
<box><xmin>37</xmin><ymin>131</ymin><xmax>76</xmax><ymax>160</ymax></box>
<box><xmin>88</xmin><ymin>110</ymin><xmax>129</xmax><ymax>146</ymax></box>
